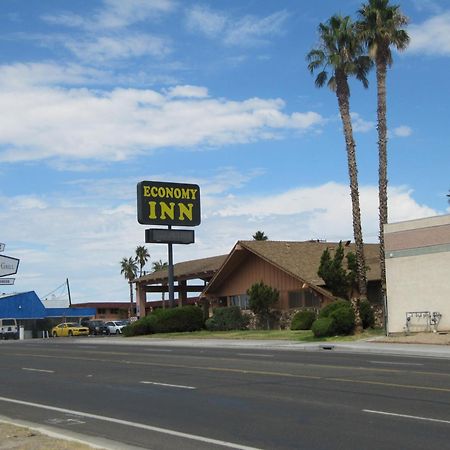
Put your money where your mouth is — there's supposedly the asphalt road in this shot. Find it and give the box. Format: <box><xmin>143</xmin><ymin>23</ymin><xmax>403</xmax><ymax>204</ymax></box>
<box><xmin>0</xmin><ymin>338</ymin><xmax>449</xmax><ymax>450</ymax></box>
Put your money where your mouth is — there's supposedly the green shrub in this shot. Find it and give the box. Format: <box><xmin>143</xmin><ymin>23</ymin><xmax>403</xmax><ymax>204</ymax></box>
<box><xmin>311</xmin><ymin>317</ymin><xmax>335</xmax><ymax>337</ymax></box>
<box><xmin>360</xmin><ymin>299</ymin><xmax>375</xmax><ymax>329</ymax></box>
<box><xmin>290</xmin><ymin>310</ymin><xmax>316</xmax><ymax>330</ymax></box>
<box><xmin>330</xmin><ymin>306</ymin><xmax>355</xmax><ymax>335</ymax></box>
<box><xmin>151</xmin><ymin>306</ymin><xmax>204</xmax><ymax>333</ymax></box>
<box><xmin>319</xmin><ymin>299</ymin><xmax>350</xmax><ymax>318</ymax></box>
<box><xmin>205</xmin><ymin>306</ymin><xmax>249</xmax><ymax>331</ymax></box>
<box><xmin>122</xmin><ymin>315</ymin><xmax>157</xmax><ymax>337</ymax></box>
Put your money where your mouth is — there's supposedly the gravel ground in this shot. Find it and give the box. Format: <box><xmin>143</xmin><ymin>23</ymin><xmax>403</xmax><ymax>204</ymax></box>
<box><xmin>0</xmin><ymin>421</ymin><xmax>103</xmax><ymax>450</ymax></box>
<box><xmin>375</xmin><ymin>331</ymin><xmax>450</xmax><ymax>345</ymax></box>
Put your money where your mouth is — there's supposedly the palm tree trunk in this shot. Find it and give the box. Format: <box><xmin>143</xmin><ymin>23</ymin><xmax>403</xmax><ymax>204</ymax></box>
<box><xmin>335</xmin><ymin>73</ymin><xmax>367</xmax><ymax>332</ymax></box>
<box><xmin>376</xmin><ymin>57</ymin><xmax>388</xmax><ymax>305</ymax></box>
<box><xmin>129</xmin><ymin>281</ymin><xmax>134</xmax><ymax>317</ymax></box>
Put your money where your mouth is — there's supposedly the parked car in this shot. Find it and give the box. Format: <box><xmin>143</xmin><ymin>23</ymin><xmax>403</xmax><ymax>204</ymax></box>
<box><xmin>0</xmin><ymin>318</ymin><xmax>19</xmax><ymax>340</ymax></box>
<box><xmin>84</xmin><ymin>320</ymin><xmax>109</xmax><ymax>335</ymax></box>
<box><xmin>105</xmin><ymin>320</ymin><xmax>127</xmax><ymax>335</ymax></box>
<box><xmin>51</xmin><ymin>322</ymin><xmax>89</xmax><ymax>337</ymax></box>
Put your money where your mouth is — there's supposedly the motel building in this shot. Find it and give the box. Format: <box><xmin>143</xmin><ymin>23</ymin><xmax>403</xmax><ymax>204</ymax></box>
<box><xmin>134</xmin><ymin>240</ymin><xmax>384</xmax><ymax>327</ymax></box>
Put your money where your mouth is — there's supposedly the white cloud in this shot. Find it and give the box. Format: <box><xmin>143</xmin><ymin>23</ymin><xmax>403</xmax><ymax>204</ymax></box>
<box><xmin>224</xmin><ymin>10</ymin><xmax>289</xmax><ymax>46</ymax></box>
<box><xmin>64</xmin><ymin>33</ymin><xmax>171</xmax><ymax>62</ymax></box>
<box><xmin>166</xmin><ymin>85</ymin><xmax>209</xmax><ymax>98</ymax></box>
<box><xmin>185</xmin><ymin>6</ymin><xmax>289</xmax><ymax>47</ymax></box>
<box><xmin>351</xmin><ymin>112</ymin><xmax>375</xmax><ymax>133</ymax></box>
<box><xmin>1</xmin><ymin>177</ymin><xmax>438</xmax><ymax>302</ymax></box>
<box><xmin>0</xmin><ymin>65</ymin><xmax>324</xmax><ymax>163</ymax></box>
<box><xmin>43</xmin><ymin>0</ymin><xmax>176</xmax><ymax>30</ymax></box>
<box><xmin>391</xmin><ymin>125</ymin><xmax>413</xmax><ymax>137</ymax></box>
<box><xmin>409</xmin><ymin>11</ymin><xmax>450</xmax><ymax>56</ymax></box>
<box><xmin>185</xmin><ymin>5</ymin><xmax>227</xmax><ymax>38</ymax></box>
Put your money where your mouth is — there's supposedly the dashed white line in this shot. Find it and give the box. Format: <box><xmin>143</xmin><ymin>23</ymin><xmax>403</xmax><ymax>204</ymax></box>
<box><xmin>368</xmin><ymin>361</ymin><xmax>424</xmax><ymax>366</ymax></box>
<box><xmin>140</xmin><ymin>381</ymin><xmax>196</xmax><ymax>390</ymax></box>
<box><xmin>0</xmin><ymin>396</ymin><xmax>259</xmax><ymax>449</ymax></box>
<box><xmin>363</xmin><ymin>409</ymin><xmax>450</xmax><ymax>424</ymax></box>
<box><xmin>22</xmin><ymin>368</ymin><xmax>55</xmax><ymax>373</ymax></box>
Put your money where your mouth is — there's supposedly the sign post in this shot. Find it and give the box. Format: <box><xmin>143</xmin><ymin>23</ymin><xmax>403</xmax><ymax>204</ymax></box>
<box><xmin>137</xmin><ymin>181</ymin><xmax>201</xmax><ymax>310</ymax></box>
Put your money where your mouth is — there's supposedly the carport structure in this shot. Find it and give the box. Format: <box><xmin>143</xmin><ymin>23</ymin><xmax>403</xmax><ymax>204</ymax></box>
<box><xmin>134</xmin><ymin>254</ymin><xmax>227</xmax><ymax>317</ymax></box>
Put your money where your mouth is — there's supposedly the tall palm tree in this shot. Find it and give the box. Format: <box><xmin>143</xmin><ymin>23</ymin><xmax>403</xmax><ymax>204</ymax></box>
<box><xmin>358</xmin><ymin>0</ymin><xmax>409</xmax><ymax>301</ymax></box>
<box><xmin>135</xmin><ymin>245</ymin><xmax>150</xmax><ymax>277</ymax></box>
<box><xmin>307</xmin><ymin>15</ymin><xmax>371</xmax><ymax>329</ymax></box>
<box><xmin>152</xmin><ymin>259</ymin><xmax>169</xmax><ymax>308</ymax></box>
<box><xmin>253</xmin><ymin>231</ymin><xmax>269</xmax><ymax>241</ymax></box>
<box><xmin>120</xmin><ymin>256</ymin><xmax>138</xmax><ymax>317</ymax></box>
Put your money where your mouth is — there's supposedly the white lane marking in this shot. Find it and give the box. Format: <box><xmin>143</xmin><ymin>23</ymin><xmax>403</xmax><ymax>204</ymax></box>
<box><xmin>0</xmin><ymin>396</ymin><xmax>259</xmax><ymax>450</ymax></box>
<box><xmin>140</xmin><ymin>381</ymin><xmax>196</xmax><ymax>390</ymax></box>
<box><xmin>368</xmin><ymin>361</ymin><xmax>424</xmax><ymax>366</ymax></box>
<box><xmin>22</xmin><ymin>368</ymin><xmax>55</xmax><ymax>373</ymax></box>
<box><xmin>363</xmin><ymin>409</ymin><xmax>450</xmax><ymax>424</ymax></box>
<box><xmin>237</xmin><ymin>353</ymin><xmax>273</xmax><ymax>358</ymax></box>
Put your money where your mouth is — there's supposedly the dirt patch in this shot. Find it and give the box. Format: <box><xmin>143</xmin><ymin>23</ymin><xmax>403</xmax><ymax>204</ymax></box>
<box><xmin>0</xmin><ymin>422</ymin><xmax>99</xmax><ymax>450</ymax></box>
<box><xmin>376</xmin><ymin>331</ymin><xmax>450</xmax><ymax>345</ymax></box>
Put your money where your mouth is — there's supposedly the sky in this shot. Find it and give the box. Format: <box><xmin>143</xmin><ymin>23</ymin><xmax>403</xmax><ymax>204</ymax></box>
<box><xmin>0</xmin><ymin>0</ymin><xmax>449</xmax><ymax>305</ymax></box>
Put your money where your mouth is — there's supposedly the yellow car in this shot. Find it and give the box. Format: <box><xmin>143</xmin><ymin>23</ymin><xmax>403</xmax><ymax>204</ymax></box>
<box><xmin>51</xmin><ymin>322</ymin><xmax>89</xmax><ymax>337</ymax></box>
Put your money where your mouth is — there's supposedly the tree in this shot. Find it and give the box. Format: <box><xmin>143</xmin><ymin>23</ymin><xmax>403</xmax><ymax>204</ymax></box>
<box><xmin>247</xmin><ymin>281</ymin><xmax>279</xmax><ymax>329</ymax></box>
<box><xmin>318</xmin><ymin>242</ymin><xmax>351</xmax><ymax>299</ymax></box>
<box><xmin>307</xmin><ymin>15</ymin><xmax>371</xmax><ymax>322</ymax></box>
<box><xmin>120</xmin><ymin>257</ymin><xmax>138</xmax><ymax>317</ymax></box>
<box><xmin>152</xmin><ymin>259</ymin><xmax>169</xmax><ymax>308</ymax></box>
<box><xmin>135</xmin><ymin>245</ymin><xmax>150</xmax><ymax>277</ymax></box>
<box><xmin>358</xmin><ymin>0</ymin><xmax>409</xmax><ymax>301</ymax></box>
<box><xmin>252</xmin><ymin>231</ymin><xmax>268</xmax><ymax>241</ymax></box>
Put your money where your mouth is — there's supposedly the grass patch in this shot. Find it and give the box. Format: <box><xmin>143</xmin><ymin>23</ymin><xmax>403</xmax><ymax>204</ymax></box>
<box><xmin>134</xmin><ymin>328</ymin><xmax>384</xmax><ymax>342</ymax></box>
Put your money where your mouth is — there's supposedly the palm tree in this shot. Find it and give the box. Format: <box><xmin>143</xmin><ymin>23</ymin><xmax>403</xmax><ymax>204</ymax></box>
<box><xmin>120</xmin><ymin>256</ymin><xmax>138</xmax><ymax>317</ymax></box>
<box><xmin>253</xmin><ymin>231</ymin><xmax>268</xmax><ymax>241</ymax></box>
<box><xmin>358</xmin><ymin>0</ymin><xmax>409</xmax><ymax>301</ymax></box>
<box><xmin>135</xmin><ymin>245</ymin><xmax>150</xmax><ymax>277</ymax></box>
<box><xmin>152</xmin><ymin>259</ymin><xmax>169</xmax><ymax>308</ymax></box>
<box><xmin>307</xmin><ymin>15</ymin><xmax>372</xmax><ymax>330</ymax></box>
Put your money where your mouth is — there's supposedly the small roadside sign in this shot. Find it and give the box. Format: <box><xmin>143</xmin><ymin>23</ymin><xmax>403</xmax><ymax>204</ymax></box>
<box><xmin>0</xmin><ymin>278</ymin><xmax>14</xmax><ymax>285</ymax></box>
<box><xmin>0</xmin><ymin>255</ymin><xmax>20</xmax><ymax>277</ymax></box>
<box><xmin>0</xmin><ymin>243</ymin><xmax>5</xmax><ymax>252</ymax></box>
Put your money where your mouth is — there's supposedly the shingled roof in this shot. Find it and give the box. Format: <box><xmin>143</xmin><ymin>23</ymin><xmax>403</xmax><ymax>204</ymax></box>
<box><xmin>134</xmin><ymin>254</ymin><xmax>228</xmax><ymax>284</ymax></box>
<box><xmin>237</xmin><ymin>240</ymin><xmax>381</xmax><ymax>285</ymax></box>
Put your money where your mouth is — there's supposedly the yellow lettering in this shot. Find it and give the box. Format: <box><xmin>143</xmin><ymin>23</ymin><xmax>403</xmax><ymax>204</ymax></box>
<box><xmin>166</xmin><ymin>187</ymin><xmax>173</xmax><ymax>198</ymax></box>
<box><xmin>181</xmin><ymin>188</ymin><xmax>190</xmax><ymax>199</ymax></box>
<box><xmin>158</xmin><ymin>187</ymin><xmax>166</xmax><ymax>197</ymax></box>
<box><xmin>189</xmin><ymin>188</ymin><xmax>198</xmax><ymax>200</ymax></box>
<box><xmin>178</xmin><ymin>203</ymin><xmax>193</xmax><ymax>221</ymax></box>
<box><xmin>143</xmin><ymin>186</ymin><xmax>151</xmax><ymax>196</ymax></box>
<box><xmin>148</xmin><ymin>201</ymin><xmax>157</xmax><ymax>219</ymax></box>
<box><xmin>160</xmin><ymin>202</ymin><xmax>175</xmax><ymax>220</ymax></box>
<box><xmin>174</xmin><ymin>188</ymin><xmax>181</xmax><ymax>199</ymax></box>
<box><xmin>150</xmin><ymin>186</ymin><xmax>158</xmax><ymax>197</ymax></box>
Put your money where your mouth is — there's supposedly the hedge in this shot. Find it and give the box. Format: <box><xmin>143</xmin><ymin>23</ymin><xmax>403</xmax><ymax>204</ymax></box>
<box><xmin>205</xmin><ymin>306</ymin><xmax>249</xmax><ymax>331</ymax></box>
<box><xmin>290</xmin><ymin>310</ymin><xmax>316</xmax><ymax>330</ymax></box>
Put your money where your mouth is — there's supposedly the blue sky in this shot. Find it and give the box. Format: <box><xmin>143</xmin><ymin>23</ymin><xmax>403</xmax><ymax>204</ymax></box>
<box><xmin>0</xmin><ymin>0</ymin><xmax>449</xmax><ymax>305</ymax></box>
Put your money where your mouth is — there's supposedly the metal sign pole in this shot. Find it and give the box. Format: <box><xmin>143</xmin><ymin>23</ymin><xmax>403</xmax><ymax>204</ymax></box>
<box><xmin>167</xmin><ymin>225</ymin><xmax>175</xmax><ymax>308</ymax></box>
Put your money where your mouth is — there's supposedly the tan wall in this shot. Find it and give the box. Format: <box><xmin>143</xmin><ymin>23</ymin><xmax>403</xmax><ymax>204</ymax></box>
<box><xmin>385</xmin><ymin>215</ymin><xmax>450</xmax><ymax>333</ymax></box>
<box><xmin>209</xmin><ymin>253</ymin><xmax>322</xmax><ymax>310</ymax></box>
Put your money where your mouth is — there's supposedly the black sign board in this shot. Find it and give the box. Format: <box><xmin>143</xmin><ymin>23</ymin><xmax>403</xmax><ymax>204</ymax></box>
<box><xmin>145</xmin><ymin>228</ymin><xmax>194</xmax><ymax>244</ymax></box>
<box><xmin>137</xmin><ymin>181</ymin><xmax>201</xmax><ymax>227</ymax></box>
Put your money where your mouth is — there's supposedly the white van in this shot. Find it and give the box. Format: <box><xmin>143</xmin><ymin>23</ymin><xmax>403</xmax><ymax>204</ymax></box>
<box><xmin>0</xmin><ymin>318</ymin><xmax>19</xmax><ymax>340</ymax></box>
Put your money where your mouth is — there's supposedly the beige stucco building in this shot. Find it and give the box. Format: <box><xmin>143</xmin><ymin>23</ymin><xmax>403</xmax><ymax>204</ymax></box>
<box><xmin>384</xmin><ymin>214</ymin><xmax>450</xmax><ymax>334</ymax></box>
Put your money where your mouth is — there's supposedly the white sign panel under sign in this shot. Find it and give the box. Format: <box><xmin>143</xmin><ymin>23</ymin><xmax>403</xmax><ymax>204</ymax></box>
<box><xmin>0</xmin><ymin>255</ymin><xmax>20</xmax><ymax>277</ymax></box>
<box><xmin>0</xmin><ymin>278</ymin><xmax>15</xmax><ymax>285</ymax></box>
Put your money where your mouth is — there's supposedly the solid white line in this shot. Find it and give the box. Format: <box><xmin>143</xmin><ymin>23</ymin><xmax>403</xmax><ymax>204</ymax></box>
<box><xmin>237</xmin><ymin>353</ymin><xmax>273</xmax><ymax>358</ymax></box>
<box><xmin>0</xmin><ymin>396</ymin><xmax>259</xmax><ymax>449</ymax></box>
<box><xmin>140</xmin><ymin>381</ymin><xmax>196</xmax><ymax>390</ymax></box>
<box><xmin>22</xmin><ymin>368</ymin><xmax>55</xmax><ymax>373</ymax></box>
<box><xmin>368</xmin><ymin>361</ymin><xmax>424</xmax><ymax>366</ymax></box>
<box><xmin>363</xmin><ymin>409</ymin><xmax>450</xmax><ymax>424</ymax></box>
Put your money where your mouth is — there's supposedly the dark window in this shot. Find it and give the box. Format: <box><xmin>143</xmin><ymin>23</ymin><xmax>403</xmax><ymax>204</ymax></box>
<box><xmin>98</xmin><ymin>308</ymin><xmax>106</xmax><ymax>314</ymax></box>
<box><xmin>288</xmin><ymin>289</ymin><xmax>320</xmax><ymax>309</ymax></box>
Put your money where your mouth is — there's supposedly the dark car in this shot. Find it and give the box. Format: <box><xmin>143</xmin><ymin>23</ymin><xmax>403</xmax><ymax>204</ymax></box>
<box><xmin>84</xmin><ymin>319</ymin><xmax>109</xmax><ymax>335</ymax></box>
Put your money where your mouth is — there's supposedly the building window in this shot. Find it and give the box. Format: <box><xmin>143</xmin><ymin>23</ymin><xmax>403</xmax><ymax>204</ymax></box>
<box><xmin>110</xmin><ymin>308</ymin><xmax>119</xmax><ymax>314</ymax></box>
<box><xmin>98</xmin><ymin>308</ymin><xmax>106</xmax><ymax>314</ymax></box>
<box><xmin>229</xmin><ymin>294</ymin><xmax>249</xmax><ymax>309</ymax></box>
<box><xmin>288</xmin><ymin>290</ymin><xmax>320</xmax><ymax>309</ymax></box>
